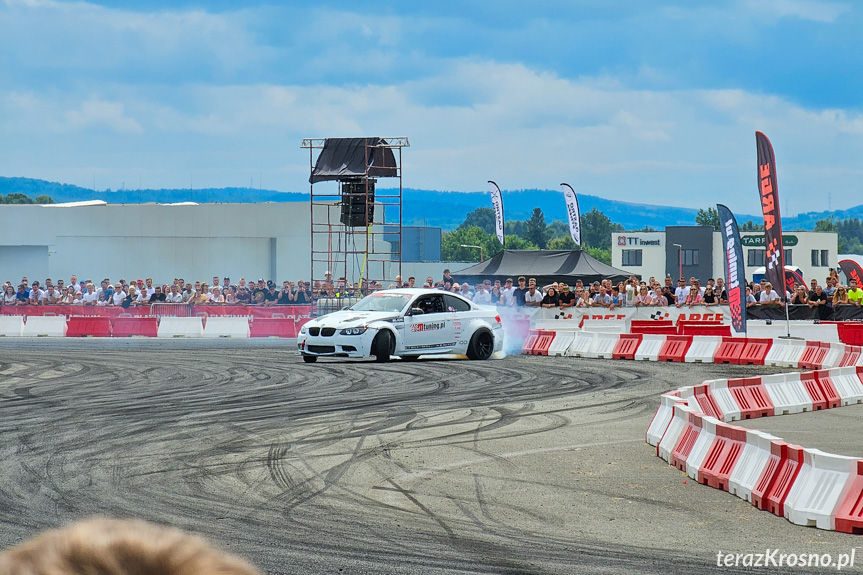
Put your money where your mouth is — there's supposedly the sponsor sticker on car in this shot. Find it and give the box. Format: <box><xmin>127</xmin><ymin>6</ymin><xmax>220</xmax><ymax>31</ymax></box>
<box><xmin>411</xmin><ymin>321</ymin><xmax>445</xmax><ymax>332</ymax></box>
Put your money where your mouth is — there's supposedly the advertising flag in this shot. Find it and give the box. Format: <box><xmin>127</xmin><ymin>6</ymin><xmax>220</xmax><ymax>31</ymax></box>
<box><xmin>756</xmin><ymin>131</ymin><xmax>788</xmax><ymax>299</ymax></box>
<box><xmin>717</xmin><ymin>204</ymin><xmax>747</xmax><ymax>333</ymax></box>
<box><xmin>839</xmin><ymin>259</ymin><xmax>863</xmax><ymax>286</ymax></box>
<box><xmin>488</xmin><ymin>180</ymin><xmax>505</xmax><ymax>246</ymax></box>
<box><xmin>561</xmin><ymin>183</ymin><xmax>581</xmax><ymax>246</ymax></box>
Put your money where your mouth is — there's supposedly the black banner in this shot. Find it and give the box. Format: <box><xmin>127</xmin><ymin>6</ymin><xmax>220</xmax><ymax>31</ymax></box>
<box><xmin>840</xmin><ymin>259</ymin><xmax>863</xmax><ymax>286</ymax></box>
<box><xmin>756</xmin><ymin>131</ymin><xmax>788</xmax><ymax>299</ymax></box>
<box><xmin>747</xmin><ymin>304</ymin><xmax>860</xmax><ymax>321</ymax></box>
<box><xmin>717</xmin><ymin>204</ymin><xmax>746</xmax><ymax>332</ymax></box>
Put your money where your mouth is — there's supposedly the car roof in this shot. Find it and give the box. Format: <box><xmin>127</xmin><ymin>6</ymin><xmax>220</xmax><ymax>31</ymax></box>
<box><xmin>374</xmin><ymin>288</ymin><xmax>471</xmax><ymax>301</ymax></box>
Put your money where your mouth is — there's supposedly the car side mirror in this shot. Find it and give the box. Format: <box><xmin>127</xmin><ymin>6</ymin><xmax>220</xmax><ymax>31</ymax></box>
<box><xmin>409</xmin><ymin>307</ymin><xmax>424</xmax><ymax>315</ymax></box>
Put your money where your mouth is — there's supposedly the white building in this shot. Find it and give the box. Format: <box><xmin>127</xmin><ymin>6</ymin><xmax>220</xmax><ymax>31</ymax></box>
<box><xmin>0</xmin><ymin>202</ymin><xmax>452</xmax><ymax>286</ymax></box>
<box><xmin>610</xmin><ymin>226</ymin><xmax>838</xmax><ymax>284</ymax></box>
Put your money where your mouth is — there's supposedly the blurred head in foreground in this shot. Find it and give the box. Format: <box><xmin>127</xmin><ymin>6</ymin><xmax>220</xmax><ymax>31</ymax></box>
<box><xmin>0</xmin><ymin>518</ymin><xmax>260</xmax><ymax>575</ymax></box>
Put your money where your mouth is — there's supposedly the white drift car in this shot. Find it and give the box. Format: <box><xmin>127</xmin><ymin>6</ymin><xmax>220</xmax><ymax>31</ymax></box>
<box><xmin>298</xmin><ymin>288</ymin><xmax>503</xmax><ymax>363</ymax></box>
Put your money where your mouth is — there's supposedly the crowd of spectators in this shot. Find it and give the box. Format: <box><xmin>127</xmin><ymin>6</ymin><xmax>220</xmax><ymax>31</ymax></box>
<box><xmin>3</xmin><ymin>269</ymin><xmax>860</xmax><ymax>312</ymax></box>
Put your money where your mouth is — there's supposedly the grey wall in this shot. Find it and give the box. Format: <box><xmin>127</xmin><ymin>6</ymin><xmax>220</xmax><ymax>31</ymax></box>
<box><xmin>665</xmin><ymin>226</ymin><xmax>714</xmax><ymax>282</ymax></box>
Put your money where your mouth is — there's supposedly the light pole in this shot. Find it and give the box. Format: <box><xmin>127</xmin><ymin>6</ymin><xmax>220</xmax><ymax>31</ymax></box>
<box><xmin>671</xmin><ymin>243</ymin><xmax>682</xmax><ymax>280</ymax></box>
<box><xmin>460</xmin><ymin>244</ymin><xmax>484</xmax><ymax>262</ymax></box>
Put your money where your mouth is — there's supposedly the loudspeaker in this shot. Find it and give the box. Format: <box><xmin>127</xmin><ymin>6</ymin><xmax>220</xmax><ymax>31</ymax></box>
<box><xmin>340</xmin><ymin>179</ymin><xmax>375</xmax><ymax>227</ymax></box>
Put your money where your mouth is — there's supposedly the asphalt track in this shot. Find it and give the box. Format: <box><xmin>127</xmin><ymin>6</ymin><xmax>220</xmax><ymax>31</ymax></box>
<box><xmin>0</xmin><ymin>339</ymin><xmax>859</xmax><ymax>574</ymax></box>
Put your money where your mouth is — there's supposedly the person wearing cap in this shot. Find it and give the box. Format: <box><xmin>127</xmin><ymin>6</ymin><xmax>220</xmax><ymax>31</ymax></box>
<box><xmin>524</xmin><ymin>278</ymin><xmax>543</xmax><ymax>307</ymax></box>
<box><xmin>513</xmin><ymin>276</ymin><xmax>528</xmax><ymax>307</ymax></box>
<box><xmin>500</xmin><ymin>278</ymin><xmax>515</xmax><ymax>306</ymax></box>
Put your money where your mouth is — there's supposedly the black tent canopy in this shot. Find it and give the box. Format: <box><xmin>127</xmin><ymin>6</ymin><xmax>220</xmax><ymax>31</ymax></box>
<box><xmin>309</xmin><ymin>137</ymin><xmax>398</xmax><ymax>183</ymax></box>
<box><xmin>452</xmin><ymin>250</ymin><xmax>636</xmax><ymax>287</ymax></box>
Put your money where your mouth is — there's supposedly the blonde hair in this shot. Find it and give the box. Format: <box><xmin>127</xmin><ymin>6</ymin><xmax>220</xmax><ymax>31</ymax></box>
<box><xmin>0</xmin><ymin>518</ymin><xmax>260</xmax><ymax>575</ymax></box>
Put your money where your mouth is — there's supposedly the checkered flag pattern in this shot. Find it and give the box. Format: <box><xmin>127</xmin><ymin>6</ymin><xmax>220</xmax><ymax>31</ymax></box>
<box><xmin>649</xmin><ymin>311</ymin><xmax>670</xmax><ymax>321</ymax></box>
<box><xmin>553</xmin><ymin>312</ymin><xmax>573</xmax><ymax>320</ymax></box>
<box><xmin>766</xmin><ymin>238</ymin><xmax>780</xmax><ymax>270</ymax></box>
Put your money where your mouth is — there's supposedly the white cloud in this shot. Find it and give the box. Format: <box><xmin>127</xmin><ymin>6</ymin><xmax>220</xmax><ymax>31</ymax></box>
<box><xmin>746</xmin><ymin>0</ymin><xmax>851</xmax><ymax>23</ymax></box>
<box><xmin>64</xmin><ymin>99</ymin><xmax>143</xmax><ymax>134</ymax></box>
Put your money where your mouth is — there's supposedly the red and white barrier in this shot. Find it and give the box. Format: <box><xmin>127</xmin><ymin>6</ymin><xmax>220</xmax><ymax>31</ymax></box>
<box><xmin>761</xmin><ymin>372</ymin><xmax>813</xmax><ymax>415</ymax></box>
<box><xmin>685</xmin><ymin>415</ymin><xmax>718</xmax><ymax>480</ymax></box>
<box><xmin>728</xmin><ymin>429</ymin><xmax>782</xmax><ymax>503</ymax></box>
<box><xmin>565</xmin><ymin>331</ymin><xmax>595</xmax><ymax>357</ymax></box>
<box><xmin>784</xmin><ymin>448</ymin><xmax>858</xmax><ymax>530</ymax></box>
<box><xmin>827</xmin><ymin>366</ymin><xmax>863</xmax><ymax>406</ymax></box>
<box><xmin>657</xmin><ymin>403</ymin><xmax>699</xmax><ymax>463</ymax></box>
<box><xmin>703</xmin><ymin>379</ymin><xmax>739</xmax><ymax>422</ymax></box>
<box><xmin>547</xmin><ymin>330</ymin><xmax>575</xmax><ymax>356</ymax></box>
<box><xmin>646</xmin><ymin>391</ymin><xmax>684</xmax><ymax>447</ymax></box>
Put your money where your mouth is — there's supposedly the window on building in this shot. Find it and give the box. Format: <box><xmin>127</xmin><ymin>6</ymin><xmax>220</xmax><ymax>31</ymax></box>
<box><xmin>784</xmin><ymin>249</ymin><xmax>792</xmax><ymax>266</ymax></box>
<box><xmin>622</xmin><ymin>249</ymin><xmax>642</xmax><ymax>267</ymax></box>
<box><xmin>682</xmin><ymin>249</ymin><xmax>698</xmax><ymax>267</ymax></box>
<box><xmin>813</xmin><ymin>249</ymin><xmax>830</xmax><ymax>267</ymax></box>
<box><xmin>748</xmin><ymin>249</ymin><xmax>765</xmax><ymax>267</ymax></box>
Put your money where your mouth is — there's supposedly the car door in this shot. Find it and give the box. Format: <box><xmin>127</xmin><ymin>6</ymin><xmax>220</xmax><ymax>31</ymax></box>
<box><xmin>444</xmin><ymin>294</ymin><xmax>473</xmax><ymax>353</ymax></box>
<box><xmin>402</xmin><ymin>294</ymin><xmax>455</xmax><ymax>354</ymax></box>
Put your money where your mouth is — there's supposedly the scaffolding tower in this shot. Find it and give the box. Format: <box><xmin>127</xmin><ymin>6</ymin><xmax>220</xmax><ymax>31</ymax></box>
<box><xmin>302</xmin><ymin>137</ymin><xmax>409</xmax><ymax>291</ymax></box>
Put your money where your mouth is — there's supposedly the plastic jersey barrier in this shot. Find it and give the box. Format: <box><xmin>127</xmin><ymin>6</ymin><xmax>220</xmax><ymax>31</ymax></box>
<box><xmin>66</xmin><ymin>316</ymin><xmax>112</xmax><ymax>337</ymax></box>
<box><xmin>671</xmin><ymin>411</ymin><xmax>703</xmax><ymax>471</ymax></box>
<box><xmin>684</xmin><ymin>336</ymin><xmax>722</xmax><ymax>363</ymax></box>
<box><xmin>0</xmin><ymin>315</ymin><xmax>24</xmax><ymax>337</ymax></box>
<box><xmin>112</xmin><ymin>316</ymin><xmax>158</xmax><ymax>337</ymax></box>
<box><xmin>713</xmin><ymin>337</ymin><xmax>746</xmax><ymax>364</ymax></box>
<box><xmin>547</xmin><ymin>331</ymin><xmax>575</xmax><ymax>356</ymax></box>
<box><xmin>783</xmin><ymin>448</ymin><xmax>858</xmax><ymax>530</ymax></box>
<box><xmin>799</xmin><ymin>341</ymin><xmax>828</xmax><ymax>370</ymax></box>
<box><xmin>764</xmin><ymin>444</ymin><xmax>806</xmax><ymax>517</ymax></box>
<box><xmin>521</xmin><ymin>329</ymin><xmax>540</xmax><ymax>355</ymax></box>
<box><xmin>583</xmin><ymin>332</ymin><xmax>619</xmax><ymax>359</ymax></box>
<box><xmin>761</xmin><ymin>372</ymin><xmax>813</xmax><ymax>415</ymax></box>
<box><xmin>834</xmin><ymin>461</ymin><xmax>863</xmax><ymax>533</ymax></box>
<box><xmin>657</xmin><ymin>404</ymin><xmax>698</xmax><ymax>463</ymax></box>
<box><xmin>532</xmin><ymin>330</ymin><xmax>556</xmax><ymax>356</ymax></box>
<box><xmin>780</xmin><ymin>339</ymin><xmax>808</xmax><ymax>368</ymax></box>
<box><xmin>698</xmin><ymin>421</ymin><xmax>747</xmax><ymax>491</ymax></box>
<box><xmin>750</xmin><ymin>441</ymin><xmax>798</xmax><ymax>514</ymax></box>
<box><xmin>827</xmin><ymin>366</ymin><xmax>863</xmax><ymax>405</ymax></box>
<box><xmin>704</xmin><ymin>379</ymin><xmax>740</xmax><ymax>422</ymax></box>
<box><xmin>738</xmin><ymin>338</ymin><xmax>773</xmax><ymax>365</ymax></box>
<box><xmin>202</xmin><ymin>316</ymin><xmax>250</xmax><ymax>338</ymax></box>
<box><xmin>822</xmin><ymin>343</ymin><xmax>845</xmax><ymax>370</ymax></box>
<box><xmin>157</xmin><ymin>316</ymin><xmax>204</xmax><ymax>338</ymax></box>
<box><xmin>727</xmin><ymin>377</ymin><xmax>774</xmax><ymax>419</ymax></box>
<box><xmin>682</xmin><ymin>384</ymin><xmax>725</xmax><ymax>421</ymax></box>
<box><xmin>21</xmin><ymin>315</ymin><xmax>67</xmax><ymax>337</ymax></box>
<box><xmin>800</xmin><ymin>372</ymin><xmax>831</xmax><ymax>411</ymax></box>
<box><xmin>813</xmin><ymin>370</ymin><xmax>842</xmax><ymax>409</ymax></box>
<box><xmin>840</xmin><ymin>345</ymin><xmax>862</xmax><ymax>367</ymax></box>
<box><xmin>763</xmin><ymin>339</ymin><xmax>791</xmax><ymax>367</ymax></box>
<box><xmin>728</xmin><ymin>429</ymin><xmax>782</xmax><ymax>503</ymax></box>
<box><xmin>658</xmin><ymin>335</ymin><xmax>693</xmax><ymax>362</ymax></box>
<box><xmin>566</xmin><ymin>331</ymin><xmax>595</xmax><ymax>357</ymax></box>
<box><xmin>685</xmin><ymin>414</ymin><xmax>718</xmax><ymax>481</ymax></box>
<box><xmin>646</xmin><ymin>391</ymin><xmax>683</xmax><ymax>447</ymax></box>
<box><xmin>250</xmin><ymin>318</ymin><xmax>298</xmax><ymax>338</ymax></box>
<box><xmin>634</xmin><ymin>334</ymin><xmax>666</xmax><ymax>361</ymax></box>
<box><xmin>612</xmin><ymin>333</ymin><xmax>642</xmax><ymax>360</ymax></box>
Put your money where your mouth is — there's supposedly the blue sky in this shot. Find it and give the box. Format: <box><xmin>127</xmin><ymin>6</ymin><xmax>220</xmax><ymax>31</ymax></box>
<box><xmin>1</xmin><ymin>0</ymin><xmax>862</xmax><ymax>215</ymax></box>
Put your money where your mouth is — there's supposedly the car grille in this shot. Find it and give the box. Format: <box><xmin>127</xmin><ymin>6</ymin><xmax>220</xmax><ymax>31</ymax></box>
<box><xmin>321</xmin><ymin>327</ymin><xmax>336</xmax><ymax>337</ymax></box>
<box><xmin>308</xmin><ymin>327</ymin><xmax>320</xmax><ymax>336</ymax></box>
<box><xmin>308</xmin><ymin>345</ymin><xmax>335</xmax><ymax>354</ymax></box>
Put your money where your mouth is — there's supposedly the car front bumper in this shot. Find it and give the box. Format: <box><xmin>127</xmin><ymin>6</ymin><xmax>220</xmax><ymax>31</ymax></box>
<box><xmin>297</xmin><ymin>330</ymin><xmax>376</xmax><ymax>358</ymax></box>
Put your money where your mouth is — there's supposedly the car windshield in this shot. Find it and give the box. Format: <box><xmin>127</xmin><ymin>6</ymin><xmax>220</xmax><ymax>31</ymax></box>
<box><xmin>349</xmin><ymin>293</ymin><xmax>412</xmax><ymax>313</ymax></box>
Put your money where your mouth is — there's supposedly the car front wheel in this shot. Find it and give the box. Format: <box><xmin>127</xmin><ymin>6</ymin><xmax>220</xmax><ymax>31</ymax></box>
<box><xmin>372</xmin><ymin>330</ymin><xmax>394</xmax><ymax>362</ymax></box>
<box><xmin>466</xmin><ymin>330</ymin><xmax>494</xmax><ymax>360</ymax></box>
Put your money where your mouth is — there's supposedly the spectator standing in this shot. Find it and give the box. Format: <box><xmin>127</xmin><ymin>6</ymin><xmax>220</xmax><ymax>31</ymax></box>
<box><xmin>111</xmin><ymin>284</ymin><xmax>126</xmax><ymax>306</ymax></box>
<box><xmin>278</xmin><ymin>281</ymin><xmax>294</xmax><ymax>305</ymax></box>
<box><xmin>790</xmin><ymin>286</ymin><xmax>808</xmax><ymax>305</ymax></box>
<box><xmin>610</xmin><ymin>286</ymin><xmax>626</xmax><ymax>310</ymax></box>
<box><xmin>82</xmin><ymin>283</ymin><xmax>98</xmax><ymax>306</ymax></box>
<box><xmin>847</xmin><ymin>279</ymin><xmax>863</xmax><ymax>307</ymax></box>
<box><xmin>746</xmin><ymin>287</ymin><xmax>758</xmax><ymax>308</ymax></box>
<box><xmin>685</xmin><ymin>287</ymin><xmax>703</xmax><ymax>307</ymax></box>
<box><xmin>591</xmin><ymin>286</ymin><xmax>612</xmax><ymax>309</ymax></box>
<box><xmin>4</xmin><ymin>285</ymin><xmax>18</xmax><ymax>306</ymax></box>
<box><xmin>263</xmin><ymin>284</ymin><xmax>280</xmax><ymax>306</ymax></box>
<box><xmin>702</xmin><ymin>286</ymin><xmax>718</xmax><ymax>306</ymax></box>
<box><xmin>759</xmin><ymin>282</ymin><xmax>782</xmax><ymax>306</ymax></box>
<box><xmin>674</xmin><ymin>278</ymin><xmax>688</xmax><ymax>308</ymax></box>
<box><xmin>150</xmin><ymin>286</ymin><xmax>167</xmax><ymax>303</ymax></box>
<box><xmin>489</xmin><ymin>285</ymin><xmax>502</xmax><ymax>305</ymax></box>
<box><xmin>834</xmin><ymin>286</ymin><xmax>850</xmax><ymax>306</ymax></box>
<box><xmin>473</xmin><ymin>283</ymin><xmax>492</xmax><ymax>305</ymax></box>
<box><xmin>540</xmin><ymin>287</ymin><xmax>559</xmax><ymax>308</ymax></box>
<box><xmin>501</xmin><ymin>278</ymin><xmax>516</xmax><ymax>306</ymax></box>
<box><xmin>16</xmin><ymin>284</ymin><xmax>28</xmax><ymax>303</ymax></box>
<box><xmin>558</xmin><ymin>284</ymin><xmax>576</xmax><ymax>309</ymax></box>
<box><xmin>224</xmin><ymin>286</ymin><xmax>238</xmax><ymax>304</ymax></box>
<box><xmin>166</xmin><ymin>285</ymin><xmax>184</xmax><ymax>303</ymax></box>
<box><xmin>634</xmin><ymin>286</ymin><xmax>652</xmax><ymax>306</ymax></box>
<box><xmin>524</xmin><ymin>278</ymin><xmax>543</xmax><ymax>307</ymax></box>
<box><xmin>651</xmin><ymin>290</ymin><xmax>668</xmax><ymax>307</ymax></box>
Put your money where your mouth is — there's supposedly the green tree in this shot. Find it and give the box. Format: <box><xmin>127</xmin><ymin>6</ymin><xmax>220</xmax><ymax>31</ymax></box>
<box><xmin>1</xmin><ymin>193</ymin><xmax>35</xmax><ymax>204</ymax></box>
<box><xmin>35</xmin><ymin>195</ymin><xmax>55</xmax><ymax>204</ymax></box>
<box><xmin>584</xmin><ymin>246</ymin><xmax>612</xmax><ymax>264</ymax></box>
<box><xmin>503</xmin><ymin>234</ymin><xmax>539</xmax><ymax>250</ymax></box>
<box><xmin>458</xmin><ymin>207</ymin><xmax>496</xmax><ymax>235</ymax></box>
<box><xmin>814</xmin><ymin>216</ymin><xmax>838</xmax><ymax>232</ymax></box>
<box><xmin>695</xmin><ymin>207</ymin><xmax>720</xmax><ymax>230</ymax></box>
<box><xmin>740</xmin><ymin>220</ymin><xmax>764</xmax><ymax>231</ymax></box>
<box><xmin>506</xmin><ymin>220</ymin><xmax>526</xmax><ymax>238</ymax></box>
<box><xmin>525</xmin><ymin>207</ymin><xmax>550</xmax><ymax>248</ymax></box>
<box><xmin>547</xmin><ymin>235</ymin><xmax>577</xmax><ymax>250</ymax></box>
<box><xmin>441</xmin><ymin>226</ymin><xmax>502</xmax><ymax>261</ymax></box>
<box><xmin>547</xmin><ymin>219</ymin><xmax>570</xmax><ymax>240</ymax></box>
<box><xmin>580</xmin><ymin>207</ymin><xmax>622</xmax><ymax>250</ymax></box>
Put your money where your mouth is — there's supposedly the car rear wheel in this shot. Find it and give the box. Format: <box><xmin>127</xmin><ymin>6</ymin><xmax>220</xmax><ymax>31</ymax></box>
<box><xmin>372</xmin><ymin>330</ymin><xmax>394</xmax><ymax>362</ymax></box>
<box><xmin>302</xmin><ymin>355</ymin><xmax>317</xmax><ymax>363</ymax></box>
<box><xmin>466</xmin><ymin>330</ymin><xmax>494</xmax><ymax>360</ymax></box>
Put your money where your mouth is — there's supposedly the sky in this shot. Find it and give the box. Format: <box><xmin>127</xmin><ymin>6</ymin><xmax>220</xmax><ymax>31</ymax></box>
<box><xmin>1</xmin><ymin>0</ymin><xmax>862</xmax><ymax>215</ymax></box>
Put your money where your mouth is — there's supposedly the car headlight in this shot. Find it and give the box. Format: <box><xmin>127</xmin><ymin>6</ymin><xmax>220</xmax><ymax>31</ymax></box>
<box><xmin>339</xmin><ymin>327</ymin><xmax>367</xmax><ymax>335</ymax></box>
<box><xmin>300</xmin><ymin>326</ymin><xmax>309</xmax><ymax>335</ymax></box>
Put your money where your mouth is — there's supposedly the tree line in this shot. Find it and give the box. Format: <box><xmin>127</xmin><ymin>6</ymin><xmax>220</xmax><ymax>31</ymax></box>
<box><xmin>441</xmin><ymin>206</ymin><xmax>624</xmax><ymax>263</ymax></box>
<box><xmin>1</xmin><ymin>193</ymin><xmax>55</xmax><ymax>204</ymax></box>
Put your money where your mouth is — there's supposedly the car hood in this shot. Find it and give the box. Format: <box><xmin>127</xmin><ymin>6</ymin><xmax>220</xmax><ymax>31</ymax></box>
<box><xmin>310</xmin><ymin>310</ymin><xmax>399</xmax><ymax>329</ymax></box>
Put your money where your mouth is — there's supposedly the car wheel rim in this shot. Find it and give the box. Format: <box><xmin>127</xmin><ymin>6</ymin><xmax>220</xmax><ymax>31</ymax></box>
<box><xmin>478</xmin><ymin>335</ymin><xmax>492</xmax><ymax>357</ymax></box>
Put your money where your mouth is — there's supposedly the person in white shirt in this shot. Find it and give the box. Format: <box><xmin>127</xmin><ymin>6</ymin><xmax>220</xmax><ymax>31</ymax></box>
<box><xmin>473</xmin><ymin>284</ymin><xmax>492</xmax><ymax>305</ymax></box>
<box><xmin>72</xmin><ymin>291</ymin><xmax>83</xmax><ymax>305</ymax></box>
<box><xmin>674</xmin><ymin>278</ymin><xmax>689</xmax><ymax>308</ymax></box>
<box><xmin>501</xmin><ymin>278</ymin><xmax>516</xmax><ymax>306</ymax></box>
<box><xmin>111</xmin><ymin>284</ymin><xmax>126</xmax><ymax>306</ymax></box>
<box><xmin>96</xmin><ymin>292</ymin><xmax>109</xmax><ymax>306</ymax></box>
<box><xmin>165</xmin><ymin>285</ymin><xmax>184</xmax><ymax>303</ymax></box>
<box><xmin>759</xmin><ymin>282</ymin><xmax>783</xmax><ymax>306</ymax></box>
<box><xmin>524</xmin><ymin>278</ymin><xmax>543</xmax><ymax>307</ymax></box>
<box><xmin>82</xmin><ymin>283</ymin><xmax>99</xmax><ymax>305</ymax></box>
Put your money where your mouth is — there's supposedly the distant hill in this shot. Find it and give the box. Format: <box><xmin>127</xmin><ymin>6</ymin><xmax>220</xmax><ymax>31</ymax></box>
<box><xmin>2</xmin><ymin>176</ymin><xmax>857</xmax><ymax>231</ymax></box>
